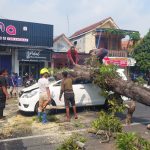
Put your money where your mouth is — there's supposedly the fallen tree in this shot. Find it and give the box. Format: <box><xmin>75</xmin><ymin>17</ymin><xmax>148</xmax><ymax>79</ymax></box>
<box><xmin>54</xmin><ymin>57</ymin><xmax>150</xmax><ymax>106</ymax></box>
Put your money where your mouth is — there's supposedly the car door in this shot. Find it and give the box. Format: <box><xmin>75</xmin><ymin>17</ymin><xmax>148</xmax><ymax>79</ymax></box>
<box><xmin>85</xmin><ymin>81</ymin><xmax>106</xmax><ymax>105</ymax></box>
<box><xmin>50</xmin><ymin>81</ymin><xmax>65</xmax><ymax>107</ymax></box>
<box><xmin>73</xmin><ymin>79</ymin><xmax>91</xmax><ymax>106</ymax></box>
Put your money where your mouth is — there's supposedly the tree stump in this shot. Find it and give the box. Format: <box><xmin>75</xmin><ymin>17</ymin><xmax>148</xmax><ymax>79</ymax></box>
<box><xmin>125</xmin><ymin>100</ymin><xmax>136</xmax><ymax>125</ymax></box>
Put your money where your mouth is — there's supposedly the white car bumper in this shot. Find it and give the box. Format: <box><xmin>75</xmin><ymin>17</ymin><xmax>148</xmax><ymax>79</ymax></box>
<box><xmin>18</xmin><ymin>98</ymin><xmax>37</xmax><ymax>112</ymax></box>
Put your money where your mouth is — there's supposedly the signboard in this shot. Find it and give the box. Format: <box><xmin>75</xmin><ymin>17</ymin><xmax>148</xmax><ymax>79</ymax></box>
<box><xmin>18</xmin><ymin>49</ymin><xmax>51</xmax><ymax>61</ymax></box>
<box><xmin>103</xmin><ymin>57</ymin><xmax>136</xmax><ymax>67</ymax></box>
<box><xmin>0</xmin><ymin>18</ymin><xmax>53</xmax><ymax>47</ymax></box>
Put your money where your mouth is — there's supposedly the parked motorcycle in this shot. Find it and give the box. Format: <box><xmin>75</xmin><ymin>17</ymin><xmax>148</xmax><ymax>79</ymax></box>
<box><xmin>23</xmin><ymin>73</ymin><xmax>36</xmax><ymax>87</ymax></box>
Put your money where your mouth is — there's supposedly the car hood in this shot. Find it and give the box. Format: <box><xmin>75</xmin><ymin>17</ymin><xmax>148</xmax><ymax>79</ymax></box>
<box><xmin>22</xmin><ymin>83</ymin><xmax>39</xmax><ymax>92</ymax></box>
<box><xmin>21</xmin><ymin>81</ymin><xmax>58</xmax><ymax>92</ymax></box>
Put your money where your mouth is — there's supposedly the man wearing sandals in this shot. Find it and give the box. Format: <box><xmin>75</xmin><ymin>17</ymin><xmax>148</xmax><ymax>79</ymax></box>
<box><xmin>59</xmin><ymin>71</ymin><xmax>78</xmax><ymax>122</ymax></box>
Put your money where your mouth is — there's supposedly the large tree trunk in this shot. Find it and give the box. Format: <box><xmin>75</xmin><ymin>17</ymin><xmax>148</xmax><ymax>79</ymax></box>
<box><xmin>108</xmin><ymin>78</ymin><xmax>150</xmax><ymax>106</ymax></box>
<box><xmin>55</xmin><ymin>65</ymin><xmax>150</xmax><ymax>106</ymax></box>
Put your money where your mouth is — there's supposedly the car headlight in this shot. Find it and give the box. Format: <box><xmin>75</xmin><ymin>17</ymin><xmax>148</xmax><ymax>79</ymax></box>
<box><xmin>21</xmin><ymin>90</ymin><xmax>38</xmax><ymax>98</ymax></box>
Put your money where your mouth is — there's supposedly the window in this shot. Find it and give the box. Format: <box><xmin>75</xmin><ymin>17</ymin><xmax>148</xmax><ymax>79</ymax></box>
<box><xmin>53</xmin><ymin>81</ymin><xmax>61</xmax><ymax>86</ymax></box>
<box><xmin>73</xmin><ymin>79</ymin><xmax>92</xmax><ymax>85</ymax></box>
<box><xmin>74</xmin><ymin>41</ymin><xmax>77</xmax><ymax>46</ymax></box>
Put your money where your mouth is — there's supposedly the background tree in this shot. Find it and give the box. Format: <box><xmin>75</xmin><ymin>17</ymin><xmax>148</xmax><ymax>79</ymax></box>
<box><xmin>132</xmin><ymin>30</ymin><xmax>150</xmax><ymax>72</ymax></box>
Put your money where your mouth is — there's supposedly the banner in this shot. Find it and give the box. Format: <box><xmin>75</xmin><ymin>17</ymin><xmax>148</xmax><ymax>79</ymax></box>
<box><xmin>103</xmin><ymin>57</ymin><xmax>136</xmax><ymax>67</ymax></box>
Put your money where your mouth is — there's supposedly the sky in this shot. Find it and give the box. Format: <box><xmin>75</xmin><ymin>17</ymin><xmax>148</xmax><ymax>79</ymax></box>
<box><xmin>0</xmin><ymin>0</ymin><xmax>150</xmax><ymax>37</ymax></box>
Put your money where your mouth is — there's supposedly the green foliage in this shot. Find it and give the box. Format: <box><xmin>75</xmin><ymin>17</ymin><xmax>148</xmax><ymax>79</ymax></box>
<box><xmin>92</xmin><ymin>111</ymin><xmax>122</xmax><ymax>133</ymax></box>
<box><xmin>135</xmin><ymin>76</ymin><xmax>147</xmax><ymax>85</ymax></box>
<box><xmin>108</xmin><ymin>98</ymin><xmax>126</xmax><ymax>116</ymax></box>
<box><xmin>104</xmin><ymin>29</ymin><xmax>140</xmax><ymax>41</ymax></box>
<box><xmin>133</xmin><ymin>30</ymin><xmax>150</xmax><ymax>72</ymax></box>
<box><xmin>57</xmin><ymin>134</ymin><xmax>86</xmax><ymax>150</ymax></box>
<box><xmin>94</xmin><ymin>64</ymin><xmax>119</xmax><ymax>89</ymax></box>
<box><xmin>129</xmin><ymin>32</ymin><xmax>140</xmax><ymax>41</ymax></box>
<box><xmin>99</xmin><ymin>65</ymin><xmax>118</xmax><ymax>78</ymax></box>
<box><xmin>116</xmin><ymin>132</ymin><xmax>150</xmax><ymax>150</ymax></box>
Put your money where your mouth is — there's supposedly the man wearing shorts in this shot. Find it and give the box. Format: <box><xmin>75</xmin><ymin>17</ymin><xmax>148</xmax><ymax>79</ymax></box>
<box><xmin>38</xmin><ymin>68</ymin><xmax>51</xmax><ymax>124</ymax></box>
<box><xmin>59</xmin><ymin>71</ymin><xmax>78</xmax><ymax>122</ymax></box>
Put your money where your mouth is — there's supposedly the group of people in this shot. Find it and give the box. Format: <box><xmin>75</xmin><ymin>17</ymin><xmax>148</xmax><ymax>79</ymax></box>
<box><xmin>67</xmin><ymin>45</ymin><xmax>108</xmax><ymax>66</ymax></box>
<box><xmin>0</xmin><ymin>46</ymin><xmax>108</xmax><ymax>122</ymax></box>
<box><xmin>38</xmin><ymin>68</ymin><xmax>78</xmax><ymax>123</ymax></box>
<box><xmin>37</xmin><ymin>46</ymin><xmax>108</xmax><ymax>124</ymax></box>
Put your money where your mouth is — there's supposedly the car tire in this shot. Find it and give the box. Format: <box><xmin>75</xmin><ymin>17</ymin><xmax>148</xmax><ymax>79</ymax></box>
<box><xmin>34</xmin><ymin>99</ymin><xmax>57</xmax><ymax>114</ymax></box>
<box><xmin>35</xmin><ymin>101</ymin><xmax>39</xmax><ymax>114</ymax></box>
<box><xmin>48</xmin><ymin>99</ymin><xmax>57</xmax><ymax>114</ymax></box>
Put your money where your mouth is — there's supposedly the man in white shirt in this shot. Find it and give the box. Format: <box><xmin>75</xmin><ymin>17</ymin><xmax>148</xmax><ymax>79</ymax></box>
<box><xmin>38</xmin><ymin>68</ymin><xmax>51</xmax><ymax>124</ymax></box>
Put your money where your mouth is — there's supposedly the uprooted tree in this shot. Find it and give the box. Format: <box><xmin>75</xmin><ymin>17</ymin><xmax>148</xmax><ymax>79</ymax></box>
<box><xmin>54</xmin><ymin>56</ymin><xmax>150</xmax><ymax>106</ymax></box>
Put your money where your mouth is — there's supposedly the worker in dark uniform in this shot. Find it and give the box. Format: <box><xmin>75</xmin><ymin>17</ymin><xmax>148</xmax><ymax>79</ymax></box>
<box><xmin>0</xmin><ymin>69</ymin><xmax>9</xmax><ymax>120</ymax></box>
<box><xmin>89</xmin><ymin>48</ymin><xmax>108</xmax><ymax>64</ymax></box>
<box><xmin>59</xmin><ymin>71</ymin><xmax>78</xmax><ymax>122</ymax></box>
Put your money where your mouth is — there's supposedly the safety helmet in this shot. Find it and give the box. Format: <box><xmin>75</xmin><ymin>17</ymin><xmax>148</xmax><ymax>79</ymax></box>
<box><xmin>40</xmin><ymin>68</ymin><xmax>49</xmax><ymax>75</ymax></box>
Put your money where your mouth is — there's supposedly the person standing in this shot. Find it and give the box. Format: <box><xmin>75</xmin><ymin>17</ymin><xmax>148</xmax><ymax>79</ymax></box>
<box><xmin>0</xmin><ymin>69</ymin><xmax>9</xmax><ymax>120</ymax></box>
<box><xmin>38</xmin><ymin>68</ymin><xmax>51</xmax><ymax>124</ymax></box>
<box><xmin>67</xmin><ymin>46</ymin><xmax>79</xmax><ymax>68</ymax></box>
<box><xmin>10</xmin><ymin>72</ymin><xmax>18</xmax><ymax>97</ymax></box>
<box><xmin>59</xmin><ymin>71</ymin><xmax>78</xmax><ymax>122</ymax></box>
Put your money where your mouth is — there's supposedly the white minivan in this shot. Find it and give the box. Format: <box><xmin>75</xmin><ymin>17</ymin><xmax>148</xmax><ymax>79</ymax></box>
<box><xmin>18</xmin><ymin>69</ymin><xmax>128</xmax><ymax>113</ymax></box>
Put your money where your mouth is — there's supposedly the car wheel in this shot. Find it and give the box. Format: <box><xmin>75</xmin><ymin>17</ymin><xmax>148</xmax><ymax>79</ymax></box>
<box><xmin>35</xmin><ymin>101</ymin><xmax>39</xmax><ymax>114</ymax></box>
<box><xmin>48</xmin><ymin>99</ymin><xmax>57</xmax><ymax>114</ymax></box>
<box><xmin>34</xmin><ymin>99</ymin><xmax>57</xmax><ymax>114</ymax></box>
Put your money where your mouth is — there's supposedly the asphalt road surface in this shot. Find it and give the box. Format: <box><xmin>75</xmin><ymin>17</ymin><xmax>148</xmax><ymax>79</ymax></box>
<box><xmin>0</xmin><ymin>102</ymin><xmax>150</xmax><ymax>150</ymax></box>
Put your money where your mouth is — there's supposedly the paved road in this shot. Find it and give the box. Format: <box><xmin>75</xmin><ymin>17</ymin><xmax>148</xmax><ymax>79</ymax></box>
<box><xmin>0</xmin><ymin>102</ymin><xmax>150</xmax><ymax>150</ymax></box>
<box><xmin>118</xmin><ymin>102</ymin><xmax>150</xmax><ymax>124</ymax></box>
<box><xmin>0</xmin><ymin>135</ymin><xmax>58</xmax><ymax>150</ymax></box>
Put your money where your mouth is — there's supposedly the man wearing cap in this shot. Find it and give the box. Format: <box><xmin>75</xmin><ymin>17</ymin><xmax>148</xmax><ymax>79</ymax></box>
<box><xmin>38</xmin><ymin>68</ymin><xmax>51</xmax><ymax>124</ymax></box>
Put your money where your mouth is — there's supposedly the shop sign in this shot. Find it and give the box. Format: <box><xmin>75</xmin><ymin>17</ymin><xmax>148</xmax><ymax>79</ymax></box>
<box><xmin>0</xmin><ymin>18</ymin><xmax>53</xmax><ymax>47</ymax></box>
<box><xmin>0</xmin><ymin>22</ymin><xmax>16</xmax><ymax>35</ymax></box>
<box><xmin>103</xmin><ymin>57</ymin><xmax>136</xmax><ymax>67</ymax></box>
<box><xmin>18</xmin><ymin>49</ymin><xmax>51</xmax><ymax>61</ymax></box>
<box><xmin>0</xmin><ymin>21</ymin><xmax>28</xmax><ymax>43</ymax></box>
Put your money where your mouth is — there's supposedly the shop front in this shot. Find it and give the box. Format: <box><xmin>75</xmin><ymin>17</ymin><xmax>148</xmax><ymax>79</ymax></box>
<box><xmin>0</xmin><ymin>18</ymin><xmax>53</xmax><ymax>75</ymax></box>
<box><xmin>18</xmin><ymin>48</ymin><xmax>51</xmax><ymax>79</ymax></box>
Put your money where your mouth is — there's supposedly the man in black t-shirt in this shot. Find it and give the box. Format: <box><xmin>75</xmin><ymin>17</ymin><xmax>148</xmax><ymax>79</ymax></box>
<box><xmin>0</xmin><ymin>69</ymin><xmax>9</xmax><ymax>120</ymax></box>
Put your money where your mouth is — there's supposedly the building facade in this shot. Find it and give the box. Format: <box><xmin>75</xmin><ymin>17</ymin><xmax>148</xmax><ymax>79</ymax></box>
<box><xmin>69</xmin><ymin>17</ymin><xmax>120</xmax><ymax>53</ymax></box>
<box><xmin>0</xmin><ymin>18</ymin><xmax>53</xmax><ymax>79</ymax></box>
<box><xmin>53</xmin><ymin>34</ymin><xmax>73</xmax><ymax>52</ymax></box>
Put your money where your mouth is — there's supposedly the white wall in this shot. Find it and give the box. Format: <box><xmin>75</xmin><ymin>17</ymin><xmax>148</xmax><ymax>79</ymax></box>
<box><xmin>71</xmin><ymin>35</ymin><xmax>86</xmax><ymax>53</ymax></box>
<box><xmin>53</xmin><ymin>37</ymin><xmax>71</xmax><ymax>52</ymax></box>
